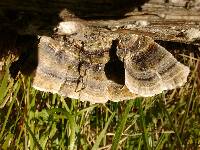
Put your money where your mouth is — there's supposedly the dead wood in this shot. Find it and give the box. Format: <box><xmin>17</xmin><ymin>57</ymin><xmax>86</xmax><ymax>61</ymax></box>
<box><xmin>0</xmin><ymin>0</ymin><xmax>200</xmax><ymax>42</ymax></box>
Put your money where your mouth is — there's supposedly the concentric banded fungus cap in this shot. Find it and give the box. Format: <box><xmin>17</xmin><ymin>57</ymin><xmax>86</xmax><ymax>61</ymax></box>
<box><xmin>32</xmin><ymin>23</ymin><xmax>190</xmax><ymax>103</ymax></box>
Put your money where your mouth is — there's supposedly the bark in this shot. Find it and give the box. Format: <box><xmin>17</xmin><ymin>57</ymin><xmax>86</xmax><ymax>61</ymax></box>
<box><xmin>0</xmin><ymin>0</ymin><xmax>200</xmax><ymax>44</ymax></box>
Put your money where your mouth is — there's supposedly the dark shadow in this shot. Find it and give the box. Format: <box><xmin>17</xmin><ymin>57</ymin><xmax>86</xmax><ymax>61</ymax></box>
<box><xmin>0</xmin><ymin>26</ymin><xmax>39</xmax><ymax>78</ymax></box>
<box><xmin>9</xmin><ymin>35</ymin><xmax>39</xmax><ymax>78</ymax></box>
<box><xmin>156</xmin><ymin>40</ymin><xmax>200</xmax><ymax>59</ymax></box>
<box><xmin>0</xmin><ymin>28</ymin><xmax>18</xmax><ymax>60</ymax></box>
<box><xmin>65</xmin><ymin>0</ymin><xmax>149</xmax><ymax>19</ymax></box>
<box><xmin>1</xmin><ymin>9</ymin><xmax>61</xmax><ymax>36</ymax></box>
<box><xmin>0</xmin><ymin>0</ymin><xmax>149</xmax><ymax>25</ymax></box>
<box><xmin>104</xmin><ymin>40</ymin><xmax>125</xmax><ymax>85</ymax></box>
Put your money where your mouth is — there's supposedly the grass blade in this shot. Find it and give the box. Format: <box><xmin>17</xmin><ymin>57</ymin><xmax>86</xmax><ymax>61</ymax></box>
<box><xmin>0</xmin><ymin>80</ymin><xmax>20</xmax><ymax>140</ymax></box>
<box><xmin>155</xmin><ymin>133</ymin><xmax>170</xmax><ymax>150</ymax></box>
<box><xmin>180</xmin><ymin>85</ymin><xmax>195</xmax><ymax>138</ymax></box>
<box><xmin>92</xmin><ymin>112</ymin><xmax>115</xmax><ymax>150</ymax></box>
<box><xmin>137</xmin><ymin>98</ymin><xmax>151</xmax><ymax>150</ymax></box>
<box><xmin>47</xmin><ymin>108</ymin><xmax>77</xmax><ymax>150</ymax></box>
<box><xmin>0</xmin><ymin>58</ymin><xmax>11</xmax><ymax>107</ymax></box>
<box><xmin>111</xmin><ymin>100</ymin><xmax>134</xmax><ymax>150</ymax></box>
<box><xmin>158</xmin><ymin>96</ymin><xmax>183</xmax><ymax>148</ymax></box>
<box><xmin>24</xmin><ymin>120</ymin><xmax>43</xmax><ymax>150</ymax></box>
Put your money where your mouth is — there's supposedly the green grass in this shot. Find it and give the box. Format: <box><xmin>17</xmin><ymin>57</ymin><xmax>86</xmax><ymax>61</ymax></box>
<box><xmin>0</xmin><ymin>53</ymin><xmax>200</xmax><ymax>150</ymax></box>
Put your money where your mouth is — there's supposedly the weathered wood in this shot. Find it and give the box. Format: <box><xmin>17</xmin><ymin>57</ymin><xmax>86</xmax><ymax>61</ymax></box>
<box><xmin>0</xmin><ymin>0</ymin><xmax>200</xmax><ymax>44</ymax></box>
